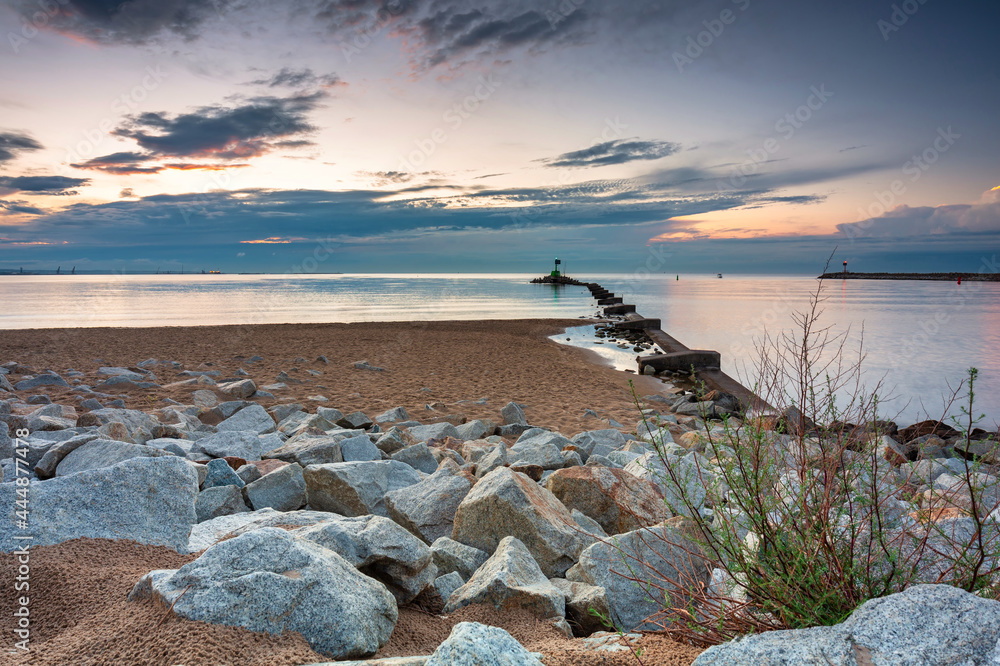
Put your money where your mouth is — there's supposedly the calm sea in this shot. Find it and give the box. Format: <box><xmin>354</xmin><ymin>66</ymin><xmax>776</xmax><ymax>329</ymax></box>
<box><xmin>0</xmin><ymin>273</ymin><xmax>996</xmax><ymax>428</ymax></box>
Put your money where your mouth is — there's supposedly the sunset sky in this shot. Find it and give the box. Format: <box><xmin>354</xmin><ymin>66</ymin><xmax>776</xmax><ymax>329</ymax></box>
<box><xmin>0</xmin><ymin>0</ymin><xmax>998</xmax><ymax>274</ymax></box>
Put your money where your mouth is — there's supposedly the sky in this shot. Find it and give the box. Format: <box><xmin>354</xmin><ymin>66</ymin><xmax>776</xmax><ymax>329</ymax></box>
<box><xmin>0</xmin><ymin>0</ymin><xmax>998</xmax><ymax>274</ymax></box>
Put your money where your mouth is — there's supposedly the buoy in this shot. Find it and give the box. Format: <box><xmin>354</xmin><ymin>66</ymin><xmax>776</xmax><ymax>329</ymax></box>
<box><xmin>676</xmin><ymin>274</ymin><xmax>679</xmax><ymax>281</ymax></box>
<box><xmin>958</xmin><ymin>276</ymin><xmax>962</xmax><ymax>285</ymax></box>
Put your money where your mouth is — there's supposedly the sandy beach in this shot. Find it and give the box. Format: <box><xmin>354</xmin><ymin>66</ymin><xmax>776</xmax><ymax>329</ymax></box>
<box><xmin>2</xmin><ymin>319</ymin><xmax>705</xmax><ymax>665</ymax></box>
<box><xmin>1</xmin><ymin>319</ymin><xmax>664</xmax><ymax>437</ymax></box>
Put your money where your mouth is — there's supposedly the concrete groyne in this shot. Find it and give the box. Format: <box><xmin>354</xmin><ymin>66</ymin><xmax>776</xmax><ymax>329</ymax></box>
<box><xmin>538</xmin><ymin>276</ymin><xmax>771</xmax><ymax>412</ymax></box>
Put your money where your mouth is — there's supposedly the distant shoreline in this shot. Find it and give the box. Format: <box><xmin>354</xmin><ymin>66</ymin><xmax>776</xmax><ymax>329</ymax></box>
<box><xmin>818</xmin><ymin>272</ymin><xmax>1000</xmax><ymax>281</ymax></box>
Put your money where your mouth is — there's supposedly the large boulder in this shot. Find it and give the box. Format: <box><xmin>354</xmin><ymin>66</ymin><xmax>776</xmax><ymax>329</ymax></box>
<box><xmin>694</xmin><ymin>584</ymin><xmax>1000</xmax><ymax>665</ymax></box>
<box><xmin>216</xmin><ymin>403</ymin><xmax>276</xmax><ymax>435</ymax></box>
<box><xmin>571</xmin><ymin>429</ymin><xmax>628</xmax><ymax>461</ymax></box>
<box><xmin>451</xmin><ymin>467</ymin><xmax>596</xmax><ymax>577</ymax></box>
<box><xmin>624</xmin><ymin>451</ymin><xmax>713</xmax><ymax>517</ymax></box>
<box><xmin>217</xmin><ymin>378</ymin><xmax>257</xmax><ymax>398</ymax></box>
<box><xmin>33</xmin><ymin>432</ymin><xmax>101</xmax><ymax>478</ymax></box>
<box><xmin>304</xmin><ymin>460</ymin><xmax>424</xmax><ymax>517</ymax></box>
<box><xmin>544</xmin><ymin>466</ymin><xmax>668</xmax><ymax>535</ymax></box>
<box><xmin>568</xmin><ymin>522</ymin><xmax>710</xmax><ymax>632</ymax></box>
<box><xmin>243</xmin><ymin>463</ymin><xmax>306</xmax><ymax>511</ymax></box>
<box><xmin>186</xmin><ymin>508</ymin><xmax>333</xmax><ymax>552</ymax></box>
<box><xmin>509</xmin><ymin>430</ymin><xmax>572</xmax><ymax>470</ymax></box>
<box><xmin>293</xmin><ymin>514</ymin><xmax>436</xmax><ymax>605</ymax></box>
<box><xmin>445</xmin><ymin>536</ymin><xmax>565</xmax><ymax>621</ymax></box>
<box><xmin>392</xmin><ymin>443</ymin><xmax>439</xmax><ymax>474</ymax></box>
<box><xmin>385</xmin><ymin>462</ymin><xmax>473</xmax><ymax>544</ymax></box>
<box><xmin>265</xmin><ymin>434</ymin><xmax>344</xmax><ymax>466</ymax></box>
<box><xmin>190</xmin><ymin>431</ymin><xmax>264</xmax><ymax>461</ymax></box>
<box><xmin>76</xmin><ymin>408</ymin><xmax>159</xmax><ymax>443</ymax></box>
<box><xmin>128</xmin><ymin>528</ymin><xmax>397</xmax><ymax>659</ymax></box>
<box><xmin>55</xmin><ymin>439</ymin><xmax>173</xmax><ymax>477</ymax></box>
<box><xmin>340</xmin><ymin>434</ymin><xmax>382</xmax><ymax>462</ymax></box>
<box><xmin>408</xmin><ymin>422</ymin><xmax>459</xmax><ymax>442</ymax></box>
<box><xmin>195</xmin><ymin>485</ymin><xmax>249</xmax><ymax>522</ymax></box>
<box><xmin>426</xmin><ymin>622</ymin><xmax>543</xmax><ymax>666</ymax></box>
<box><xmin>0</xmin><ymin>456</ymin><xmax>198</xmax><ymax>552</ymax></box>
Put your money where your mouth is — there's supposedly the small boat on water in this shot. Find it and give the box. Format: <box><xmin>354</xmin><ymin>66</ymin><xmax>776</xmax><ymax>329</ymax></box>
<box><xmin>717</xmin><ymin>273</ymin><xmax>723</xmax><ymax>278</ymax></box>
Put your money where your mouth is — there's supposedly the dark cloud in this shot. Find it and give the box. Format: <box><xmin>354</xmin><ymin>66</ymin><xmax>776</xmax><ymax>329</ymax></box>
<box><xmin>0</xmin><ymin>200</ymin><xmax>45</xmax><ymax>216</ymax></box>
<box><xmin>540</xmin><ymin>139</ymin><xmax>681</xmax><ymax>168</ymax></box>
<box><xmin>0</xmin><ymin>131</ymin><xmax>42</xmax><ymax>163</ymax></box>
<box><xmin>408</xmin><ymin>4</ymin><xmax>588</xmax><ymax>68</ymax></box>
<box><xmin>0</xmin><ymin>175</ymin><xmax>90</xmax><ymax>196</ymax></box>
<box><xmin>8</xmin><ymin>0</ymin><xmax>233</xmax><ymax>44</ymax></box>
<box><xmin>356</xmin><ymin>170</ymin><xmax>444</xmax><ymax>186</ymax></box>
<box><xmin>248</xmin><ymin>67</ymin><xmax>343</xmax><ymax>89</ymax></box>
<box><xmin>70</xmin><ymin>93</ymin><xmax>322</xmax><ymax>174</ymax></box>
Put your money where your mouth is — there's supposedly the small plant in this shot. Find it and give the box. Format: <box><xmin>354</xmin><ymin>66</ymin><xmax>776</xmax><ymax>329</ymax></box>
<box><xmin>609</xmin><ymin>265</ymin><xmax>1000</xmax><ymax>649</ymax></box>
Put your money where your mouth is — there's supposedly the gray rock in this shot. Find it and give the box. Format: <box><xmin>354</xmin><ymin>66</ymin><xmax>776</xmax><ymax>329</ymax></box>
<box><xmin>571</xmin><ymin>429</ymin><xmax>628</xmax><ymax>460</ymax></box>
<box><xmin>509</xmin><ymin>430</ymin><xmax>572</xmax><ymax>470</ymax></box>
<box><xmin>79</xmin><ymin>398</ymin><xmax>104</xmax><ymax>411</ymax></box>
<box><xmin>0</xmin><ymin>422</ymin><xmax>12</xmax><ymax>460</ymax></box>
<box><xmin>694</xmin><ymin>584</ymin><xmax>1000</xmax><ymax>666</ymax></box>
<box><xmin>265</xmin><ymin>434</ymin><xmax>343</xmax><ymax>466</ymax></box>
<box><xmin>495</xmin><ymin>424</ymin><xmax>534</xmax><ymax>438</ymax></box>
<box><xmin>550</xmin><ymin>578</ymin><xmax>611</xmax><ymax>636</ymax></box>
<box><xmin>190</xmin><ymin>430</ymin><xmax>263</xmax><ymax>461</ymax></box>
<box><xmin>79</xmin><ymin>408</ymin><xmax>159</xmax><ymax>444</ymax></box>
<box><xmin>392</xmin><ymin>443</ymin><xmax>440</xmax><ymax>474</ymax></box>
<box><xmin>267</xmin><ymin>403</ymin><xmax>303</xmax><ymax>423</ymax></box>
<box><xmin>236</xmin><ymin>464</ymin><xmax>263</xmax><ymax>485</ymax></box>
<box><xmin>186</xmin><ymin>508</ymin><xmax>330</xmax><ymax>551</ymax></box>
<box><xmin>0</xmin><ymin>456</ymin><xmax>198</xmax><ymax>552</ymax></box>
<box><xmin>338</xmin><ymin>411</ymin><xmax>373</xmax><ymax>430</ymax></box>
<box><xmin>216</xmin><ymin>403</ymin><xmax>275</xmax><ymax>435</ymax></box>
<box><xmin>561</xmin><ymin>450</ymin><xmax>583</xmax><ymax>468</ymax></box>
<box><xmin>434</xmin><ymin>571</ymin><xmax>464</xmax><ymax>605</ymax></box>
<box><xmin>375</xmin><ymin>426</ymin><xmax>416</xmax><ymax>455</ymax></box>
<box><xmin>445</xmin><ymin>536</ymin><xmax>565</xmax><ymax>620</ymax></box>
<box><xmin>32</xmin><ymin>432</ymin><xmax>101</xmax><ymax>478</ymax></box>
<box><xmin>276</xmin><ymin>411</ymin><xmax>333</xmax><ymax>436</ymax></box>
<box><xmin>544</xmin><ymin>466</ymin><xmax>668</xmax><ymax>536</ymax></box>
<box><xmin>475</xmin><ymin>442</ymin><xmax>508</xmax><ymax>479</ymax></box>
<box><xmin>584</xmin><ymin>453</ymin><xmax>620</xmax><ymax>468</ymax></box>
<box><xmin>202</xmin><ymin>458</ymin><xmax>245</xmax><ymax>490</ymax></box>
<box><xmin>340</xmin><ymin>433</ymin><xmax>382</xmax><ymax>462</ymax></box>
<box><xmin>27</xmin><ymin>394</ymin><xmax>52</xmax><ymax>405</ymax></box>
<box><xmin>191</xmin><ymin>390</ymin><xmax>218</xmax><ymax>408</ymax></box>
<box><xmin>455</xmin><ymin>420</ymin><xmax>495</xmax><ymax>440</ymax></box>
<box><xmin>353</xmin><ymin>360</ymin><xmax>385</xmax><ymax>372</ymax></box>
<box><xmin>294</xmin><ymin>514</ymin><xmax>436</xmax><ymax>605</ymax></box>
<box><xmin>0</xmin><ymin>375</ymin><xmax>14</xmax><ymax>392</ymax></box>
<box><xmin>501</xmin><ymin>402</ymin><xmax>527</xmax><ymax>426</ymax></box>
<box><xmin>211</xmin><ymin>401</ymin><xmax>251</xmax><ymax>420</ymax></box>
<box><xmin>452</xmin><ymin>467</ymin><xmax>596</xmax><ymax>577</ymax></box>
<box><xmin>55</xmin><ymin>438</ymin><xmax>172</xmax><ymax>477</ymax></box>
<box><xmin>128</xmin><ymin>528</ymin><xmax>397</xmax><ymax>658</ymax></box>
<box><xmin>624</xmin><ymin>451</ymin><xmax>711</xmax><ymax>517</ymax></box>
<box><xmin>425</xmin><ymin>622</ymin><xmax>543</xmax><ymax>666</ymax></box>
<box><xmin>570</xmin><ymin>522</ymin><xmax>710</xmax><ymax>632</ymax></box>
<box><xmin>304</xmin><ymin>460</ymin><xmax>424</xmax><ymax>517</ymax></box>
<box><xmin>376</xmin><ymin>406</ymin><xmax>409</xmax><ymax>423</ymax></box>
<box><xmin>244</xmin><ymin>463</ymin><xmax>306</xmax><ymax>511</ymax></box>
<box><xmin>217</xmin><ymin>378</ymin><xmax>257</xmax><ymax>398</ymax></box>
<box><xmin>431</xmin><ymin>537</ymin><xmax>490</xmax><ymax>580</ymax></box>
<box><xmin>408</xmin><ymin>422</ymin><xmax>459</xmax><ymax>442</ymax></box>
<box><xmin>196</xmin><ymin>485</ymin><xmax>249</xmax><ymax>522</ymax></box>
<box><xmin>385</xmin><ymin>463</ymin><xmax>473</xmax><ymax>544</ymax></box>
<box><xmin>13</xmin><ymin>373</ymin><xmax>69</xmax><ymax>390</ymax></box>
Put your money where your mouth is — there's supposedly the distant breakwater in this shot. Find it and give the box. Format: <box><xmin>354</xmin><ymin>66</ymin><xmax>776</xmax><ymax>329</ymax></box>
<box><xmin>818</xmin><ymin>272</ymin><xmax>1000</xmax><ymax>281</ymax></box>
